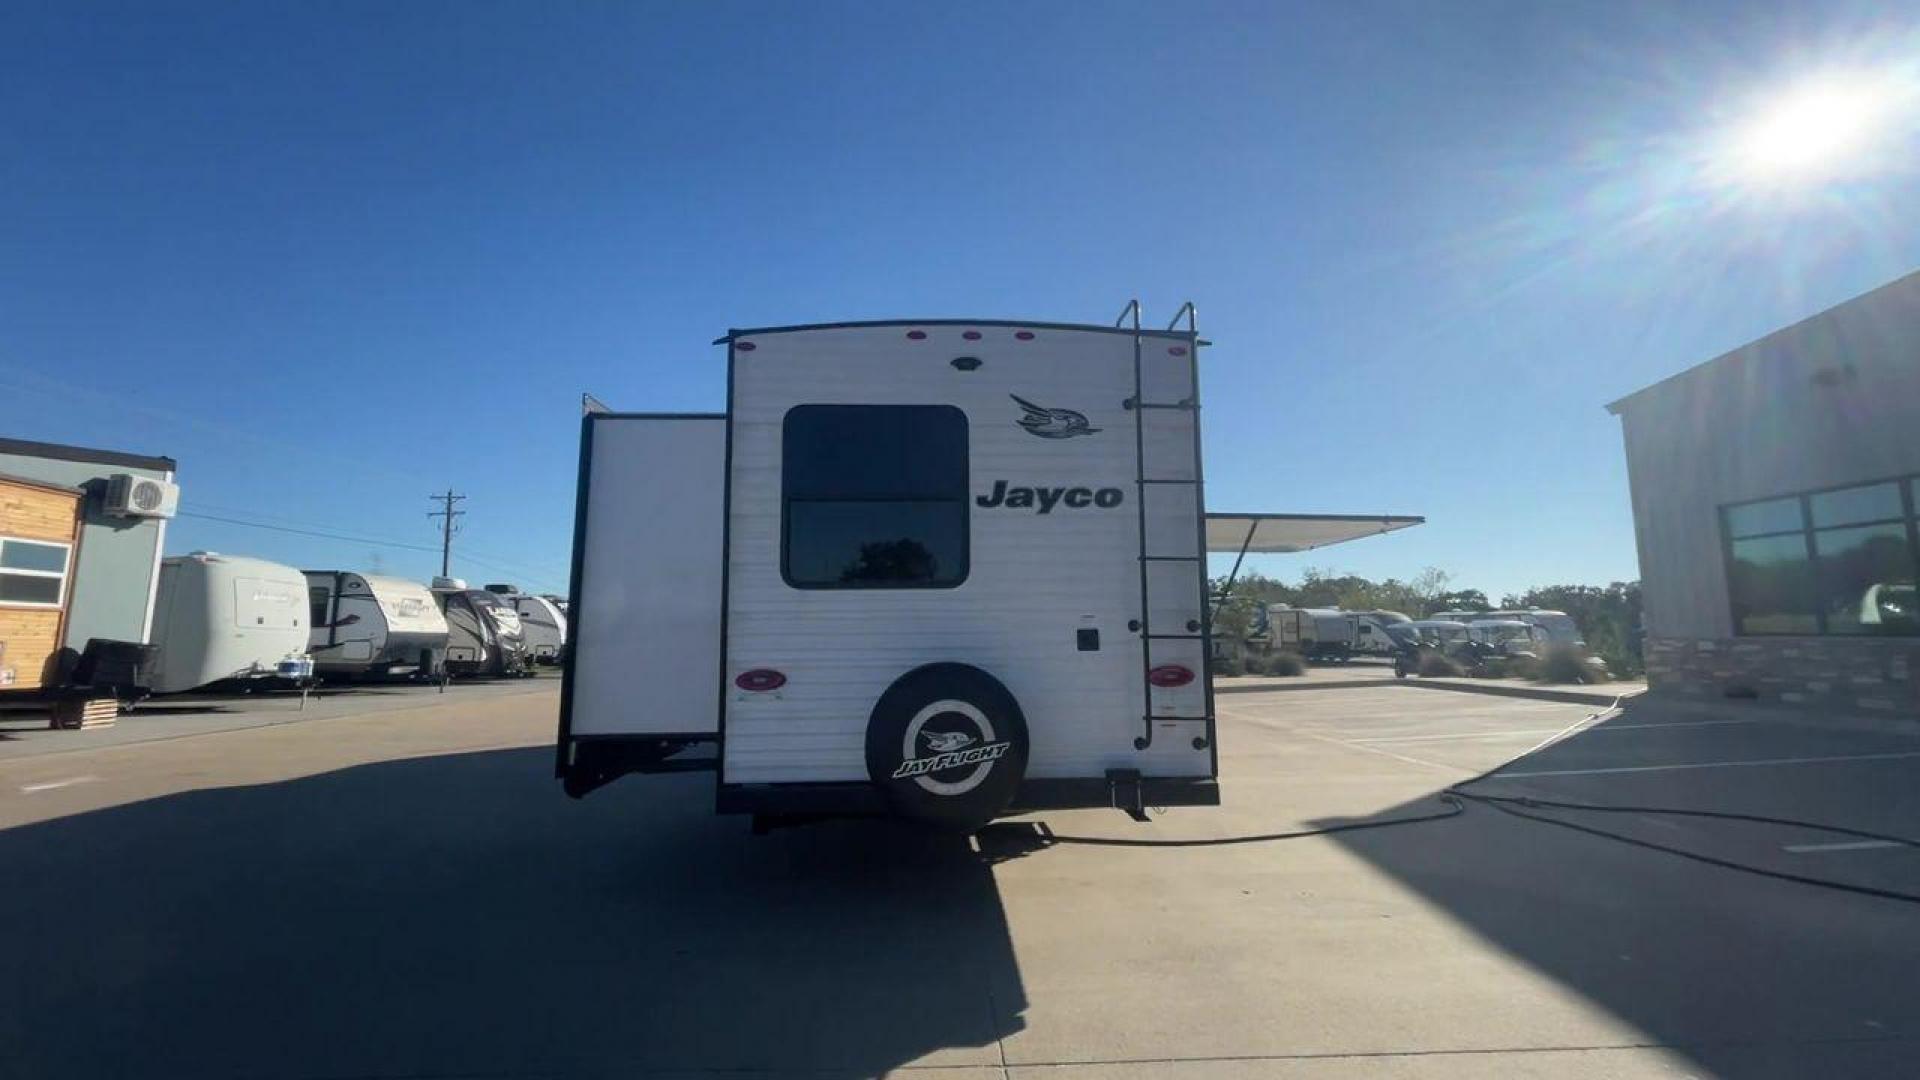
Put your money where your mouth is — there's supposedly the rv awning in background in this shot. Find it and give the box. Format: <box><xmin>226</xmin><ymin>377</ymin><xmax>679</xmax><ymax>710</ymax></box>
<box><xmin>1205</xmin><ymin>513</ymin><xmax>1425</xmax><ymax>555</ymax></box>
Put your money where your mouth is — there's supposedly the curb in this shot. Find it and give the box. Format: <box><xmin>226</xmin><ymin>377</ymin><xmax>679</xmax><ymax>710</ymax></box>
<box><xmin>1214</xmin><ymin>675</ymin><xmax>1639</xmax><ymax>707</ymax></box>
<box><xmin>1397</xmin><ymin>679</ymin><xmax>1641</xmax><ymax>708</ymax></box>
<box><xmin>1215</xmin><ymin>679</ymin><xmax>1398</xmax><ymax>695</ymax></box>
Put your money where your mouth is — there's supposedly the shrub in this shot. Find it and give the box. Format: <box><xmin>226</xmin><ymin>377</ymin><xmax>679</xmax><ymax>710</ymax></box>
<box><xmin>1536</xmin><ymin>645</ymin><xmax>1604</xmax><ymax>684</ymax></box>
<box><xmin>1417</xmin><ymin>650</ymin><xmax>1465</xmax><ymax>677</ymax></box>
<box><xmin>1210</xmin><ymin>655</ymin><xmax>1246</xmax><ymax>678</ymax></box>
<box><xmin>1265</xmin><ymin>651</ymin><xmax>1306</xmax><ymax>677</ymax></box>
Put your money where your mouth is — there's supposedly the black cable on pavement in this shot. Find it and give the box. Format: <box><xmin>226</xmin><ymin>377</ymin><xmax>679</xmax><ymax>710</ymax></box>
<box><xmin>1035</xmin><ymin>697</ymin><xmax>1920</xmax><ymax>906</ymax></box>
<box><xmin>1043</xmin><ymin>796</ymin><xmax>1464</xmax><ymax>847</ymax></box>
<box><xmin>1467</xmin><ymin>794</ymin><xmax>1920</xmax><ymax>906</ymax></box>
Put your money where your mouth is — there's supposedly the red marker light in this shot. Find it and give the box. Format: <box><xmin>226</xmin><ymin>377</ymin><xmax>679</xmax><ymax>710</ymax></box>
<box><xmin>736</xmin><ymin>341</ymin><xmax>757</xmax><ymax>351</ymax></box>
<box><xmin>1168</xmin><ymin>345</ymin><xmax>1188</xmax><ymax>356</ymax></box>
<box><xmin>1014</xmin><ymin>330</ymin><xmax>1035</xmax><ymax>341</ymax></box>
<box><xmin>906</xmin><ymin>330</ymin><xmax>927</xmax><ymax>340</ymax></box>
<box><xmin>1147</xmin><ymin>664</ymin><xmax>1195</xmax><ymax>688</ymax></box>
<box><xmin>735</xmin><ymin>668</ymin><xmax>787</xmax><ymax>692</ymax></box>
<box><xmin>962</xmin><ymin>330</ymin><xmax>982</xmax><ymax>340</ymax></box>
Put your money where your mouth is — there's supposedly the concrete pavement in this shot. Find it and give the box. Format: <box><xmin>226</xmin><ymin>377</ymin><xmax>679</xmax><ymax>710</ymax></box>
<box><xmin>1</xmin><ymin>681</ymin><xmax>1916</xmax><ymax>1078</ymax></box>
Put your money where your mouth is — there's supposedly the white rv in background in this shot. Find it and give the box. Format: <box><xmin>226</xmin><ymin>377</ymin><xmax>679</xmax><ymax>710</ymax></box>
<box><xmin>1487</xmin><ymin>609</ymin><xmax>1582</xmax><ymax>645</ymax></box>
<box><xmin>1467</xmin><ymin>618</ymin><xmax>1548</xmax><ymax>656</ymax></box>
<box><xmin>560</xmin><ymin>308</ymin><xmax>1304</xmax><ymax>829</ymax></box>
<box><xmin>484</xmin><ymin>583</ymin><xmax>568</xmax><ymax>663</ymax></box>
<box><xmin>1268</xmin><ymin>606</ymin><xmax>1357</xmax><ymax>661</ymax></box>
<box><xmin>434</xmin><ymin>578</ymin><xmax>529</xmax><ymax>677</ymax></box>
<box><xmin>304</xmin><ymin>571</ymin><xmax>449</xmax><ymax>679</ymax></box>
<box><xmin>1349</xmin><ymin>610</ymin><xmax>1411</xmax><ymax>657</ymax></box>
<box><xmin>148</xmin><ymin>553</ymin><xmax>313</xmax><ymax>694</ymax></box>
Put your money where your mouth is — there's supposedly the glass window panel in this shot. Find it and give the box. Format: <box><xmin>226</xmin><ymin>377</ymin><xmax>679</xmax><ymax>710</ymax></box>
<box><xmin>0</xmin><ymin>573</ymin><xmax>62</xmax><ymax>605</ymax></box>
<box><xmin>785</xmin><ymin>501</ymin><xmax>967</xmax><ymax>587</ymax></box>
<box><xmin>0</xmin><ymin>540</ymin><xmax>69</xmax><ymax>574</ymax></box>
<box><xmin>1727</xmin><ymin>533</ymin><xmax>1818</xmax><ymax>634</ymax></box>
<box><xmin>1814</xmin><ymin>522</ymin><xmax>1918</xmax><ymax>634</ymax></box>
<box><xmin>783</xmin><ymin>405</ymin><xmax>967</xmax><ymax>500</ymax></box>
<box><xmin>1725</xmin><ymin>497</ymin><xmax>1803</xmax><ymax>538</ymax></box>
<box><xmin>1810</xmin><ymin>482</ymin><xmax>1904</xmax><ymax>529</ymax></box>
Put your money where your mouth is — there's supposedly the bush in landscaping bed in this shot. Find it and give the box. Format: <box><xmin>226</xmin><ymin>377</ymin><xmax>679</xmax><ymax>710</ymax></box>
<box><xmin>1264</xmin><ymin>651</ymin><xmax>1306</xmax><ymax>676</ymax></box>
<box><xmin>1536</xmin><ymin>645</ymin><xmax>1607</xmax><ymax>684</ymax></box>
<box><xmin>1210</xmin><ymin>655</ymin><xmax>1246</xmax><ymax>678</ymax></box>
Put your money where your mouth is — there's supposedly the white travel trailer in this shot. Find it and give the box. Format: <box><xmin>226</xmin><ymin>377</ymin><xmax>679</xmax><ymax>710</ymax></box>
<box><xmin>1405</xmin><ymin>619</ymin><xmax>1472</xmax><ymax>645</ymax></box>
<box><xmin>1349</xmin><ymin>611</ymin><xmax>1411</xmax><ymax>657</ymax></box>
<box><xmin>484</xmin><ymin>583</ymin><xmax>568</xmax><ymax>663</ymax></box>
<box><xmin>304</xmin><ymin>571</ymin><xmax>449</xmax><ymax>679</ymax></box>
<box><xmin>148</xmin><ymin>553</ymin><xmax>312</xmax><ymax>694</ymax></box>
<box><xmin>560</xmin><ymin>307</ymin><xmax>1295</xmax><ymax>828</ymax></box>
<box><xmin>1484</xmin><ymin>609</ymin><xmax>1582</xmax><ymax>645</ymax></box>
<box><xmin>1268</xmin><ymin>606</ymin><xmax>1357</xmax><ymax>661</ymax></box>
<box><xmin>1467</xmin><ymin>618</ymin><xmax>1548</xmax><ymax>656</ymax></box>
<box><xmin>433</xmin><ymin>578</ymin><xmax>529</xmax><ymax>677</ymax></box>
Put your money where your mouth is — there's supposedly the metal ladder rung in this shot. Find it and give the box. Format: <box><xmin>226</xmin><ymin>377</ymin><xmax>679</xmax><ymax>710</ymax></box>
<box><xmin>1145</xmin><ymin>714</ymin><xmax>1212</xmax><ymax>723</ymax></box>
<box><xmin>1143</xmin><ymin>633</ymin><xmax>1205</xmax><ymax>641</ymax></box>
<box><xmin>1140</xmin><ymin>554</ymin><xmax>1202</xmax><ymax>562</ymax></box>
<box><xmin>1140</xmin><ymin>478</ymin><xmax>1203</xmax><ymax>485</ymax></box>
<box><xmin>1134</xmin><ymin>401</ymin><xmax>1197</xmax><ymax>410</ymax></box>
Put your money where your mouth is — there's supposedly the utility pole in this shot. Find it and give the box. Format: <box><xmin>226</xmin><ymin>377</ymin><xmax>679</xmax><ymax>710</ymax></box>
<box><xmin>428</xmin><ymin>489</ymin><xmax>466</xmax><ymax>578</ymax></box>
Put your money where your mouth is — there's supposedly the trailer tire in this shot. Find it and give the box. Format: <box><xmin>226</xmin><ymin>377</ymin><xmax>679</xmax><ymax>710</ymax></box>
<box><xmin>866</xmin><ymin>664</ymin><xmax>1029</xmax><ymax>830</ymax></box>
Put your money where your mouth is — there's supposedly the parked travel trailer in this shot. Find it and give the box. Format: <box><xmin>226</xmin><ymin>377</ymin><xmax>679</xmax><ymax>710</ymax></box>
<box><xmin>1405</xmin><ymin>619</ymin><xmax>1473</xmax><ymax>645</ymax></box>
<box><xmin>433</xmin><ymin>578</ymin><xmax>528</xmax><ymax>677</ymax></box>
<box><xmin>0</xmin><ymin>438</ymin><xmax>177</xmax><ymax>703</ymax></box>
<box><xmin>1467</xmin><ymin>618</ymin><xmax>1548</xmax><ymax>657</ymax></box>
<box><xmin>149</xmin><ymin>553</ymin><xmax>312</xmax><ymax>693</ymax></box>
<box><xmin>305</xmin><ymin>571</ymin><xmax>449</xmax><ymax>680</ymax></box>
<box><xmin>563</xmin><ymin>309</ymin><xmax>1286</xmax><ymax>829</ymax></box>
<box><xmin>1484</xmin><ymin>608</ymin><xmax>1583</xmax><ymax>645</ymax></box>
<box><xmin>1349</xmin><ymin>611</ymin><xmax>1410</xmax><ymax>657</ymax></box>
<box><xmin>484</xmin><ymin>583</ymin><xmax>568</xmax><ymax>663</ymax></box>
<box><xmin>1269</xmin><ymin>606</ymin><xmax>1357</xmax><ymax>661</ymax></box>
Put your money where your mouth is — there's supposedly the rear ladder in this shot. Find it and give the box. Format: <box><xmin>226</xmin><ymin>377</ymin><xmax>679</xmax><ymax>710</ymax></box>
<box><xmin>1117</xmin><ymin>300</ymin><xmax>1214</xmax><ymax>756</ymax></box>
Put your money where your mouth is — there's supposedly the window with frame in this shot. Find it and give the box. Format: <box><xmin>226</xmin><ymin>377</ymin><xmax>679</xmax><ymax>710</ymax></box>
<box><xmin>0</xmin><ymin>537</ymin><xmax>73</xmax><ymax>608</ymax></box>
<box><xmin>782</xmin><ymin>404</ymin><xmax>969</xmax><ymax>589</ymax></box>
<box><xmin>1723</xmin><ymin>477</ymin><xmax>1919</xmax><ymax>636</ymax></box>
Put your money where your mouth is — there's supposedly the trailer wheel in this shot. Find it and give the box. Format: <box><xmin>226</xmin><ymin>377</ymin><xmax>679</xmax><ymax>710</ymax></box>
<box><xmin>865</xmin><ymin>664</ymin><xmax>1029</xmax><ymax>830</ymax></box>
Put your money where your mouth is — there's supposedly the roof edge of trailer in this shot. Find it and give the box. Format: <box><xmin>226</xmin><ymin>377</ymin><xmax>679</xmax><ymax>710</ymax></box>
<box><xmin>713</xmin><ymin>319</ymin><xmax>1209</xmax><ymax>346</ymax></box>
<box><xmin>0</xmin><ymin>437</ymin><xmax>177</xmax><ymax>474</ymax></box>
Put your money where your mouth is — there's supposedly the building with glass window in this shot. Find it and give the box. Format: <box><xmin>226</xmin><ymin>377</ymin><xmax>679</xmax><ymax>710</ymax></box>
<box><xmin>0</xmin><ymin>438</ymin><xmax>176</xmax><ymax>693</ymax></box>
<box><xmin>1608</xmin><ymin>271</ymin><xmax>1920</xmax><ymax>715</ymax></box>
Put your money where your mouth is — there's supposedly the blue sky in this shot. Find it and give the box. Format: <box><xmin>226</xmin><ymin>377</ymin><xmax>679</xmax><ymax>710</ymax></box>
<box><xmin>5</xmin><ymin>0</ymin><xmax>1918</xmax><ymax>599</ymax></box>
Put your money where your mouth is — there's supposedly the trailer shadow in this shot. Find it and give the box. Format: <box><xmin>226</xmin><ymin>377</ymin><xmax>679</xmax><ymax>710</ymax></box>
<box><xmin>1313</xmin><ymin>709</ymin><xmax>1920</xmax><ymax>1079</ymax></box>
<box><xmin>0</xmin><ymin>747</ymin><xmax>1027</xmax><ymax>1079</ymax></box>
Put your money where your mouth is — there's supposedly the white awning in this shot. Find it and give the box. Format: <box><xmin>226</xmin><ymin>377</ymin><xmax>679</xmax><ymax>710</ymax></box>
<box><xmin>1205</xmin><ymin>513</ymin><xmax>1424</xmax><ymax>555</ymax></box>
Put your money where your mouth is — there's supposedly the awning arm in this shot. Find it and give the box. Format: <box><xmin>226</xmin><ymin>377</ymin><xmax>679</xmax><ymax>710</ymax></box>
<box><xmin>1210</xmin><ymin>517</ymin><xmax>1260</xmax><ymax>619</ymax></box>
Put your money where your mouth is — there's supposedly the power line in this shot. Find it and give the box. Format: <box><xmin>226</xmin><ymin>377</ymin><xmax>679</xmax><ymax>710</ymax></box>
<box><xmin>174</xmin><ymin>509</ymin><xmax>566</xmax><ymax>591</ymax></box>
<box><xmin>177</xmin><ymin>511</ymin><xmax>444</xmax><ymax>554</ymax></box>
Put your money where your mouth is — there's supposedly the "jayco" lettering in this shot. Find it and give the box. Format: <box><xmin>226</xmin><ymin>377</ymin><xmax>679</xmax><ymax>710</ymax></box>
<box><xmin>976</xmin><ymin>481</ymin><xmax>1125</xmax><ymax>513</ymax></box>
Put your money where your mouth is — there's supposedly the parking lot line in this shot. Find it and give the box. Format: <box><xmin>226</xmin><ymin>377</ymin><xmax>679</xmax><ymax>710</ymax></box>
<box><xmin>1782</xmin><ymin>840</ymin><xmax>1906</xmax><ymax>854</ymax></box>
<box><xmin>1218</xmin><ymin>706</ymin><xmax>1464</xmax><ymax>774</ymax></box>
<box><xmin>1501</xmin><ymin>749</ymin><xmax>1920</xmax><ymax>779</ymax></box>
<box><xmin>1347</xmin><ymin>717</ymin><xmax>1757</xmax><ymax>745</ymax></box>
<box><xmin>18</xmin><ymin>775</ymin><xmax>101</xmax><ymax>794</ymax></box>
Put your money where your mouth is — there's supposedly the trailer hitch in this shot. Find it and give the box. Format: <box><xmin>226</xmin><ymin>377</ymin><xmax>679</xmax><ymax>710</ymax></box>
<box><xmin>1106</xmin><ymin>768</ymin><xmax>1152</xmax><ymax>823</ymax></box>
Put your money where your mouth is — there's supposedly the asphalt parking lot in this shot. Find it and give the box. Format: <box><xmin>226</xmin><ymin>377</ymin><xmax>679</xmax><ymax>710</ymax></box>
<box><xmin>1</xmin><ymin>681</ymin><xmax>1916</xmax><ymax>1079</ymax></box>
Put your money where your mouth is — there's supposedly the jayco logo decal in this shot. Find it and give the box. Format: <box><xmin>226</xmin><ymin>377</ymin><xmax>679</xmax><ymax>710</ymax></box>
<box><xmin>1012</xmin><ymin>394</ymin><xmax>1100</xmax><ymax>439</ymax></box>
<box><xmin>977</xmin><ymin>481</ymin><xmax>1124</xmax><ymax>512</ymax></box>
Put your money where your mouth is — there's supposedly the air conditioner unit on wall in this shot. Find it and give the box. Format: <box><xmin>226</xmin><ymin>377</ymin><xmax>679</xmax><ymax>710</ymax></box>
<box><xmin>104</xmin><ymin>473</ymin><xmax>180</xmax><ymax>519</ymax></box>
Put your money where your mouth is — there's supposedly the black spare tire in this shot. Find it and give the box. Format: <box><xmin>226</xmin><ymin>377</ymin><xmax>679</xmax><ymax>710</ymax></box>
<box><xmin>865</xmin><ymin>663</ymin><xmax>1029</xmax><ymax>830</ymax></box>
